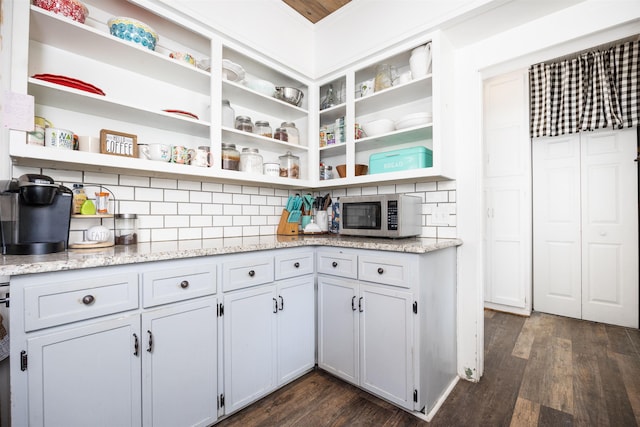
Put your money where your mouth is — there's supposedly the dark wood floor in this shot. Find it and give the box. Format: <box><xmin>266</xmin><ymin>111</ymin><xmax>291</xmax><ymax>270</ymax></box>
<box><xmin>216</xmin><ymin>310</ymin><xmax>640</xmax><ymax>426</ymax></box>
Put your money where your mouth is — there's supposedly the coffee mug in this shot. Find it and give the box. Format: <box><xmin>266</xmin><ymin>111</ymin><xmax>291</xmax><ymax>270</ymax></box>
<box><xmin>45</xmin><ymin>127</ymin><xmax>74</xmax><ymax>149</ymax></box>
<box><xmin>171</xmin><ymin>145</ymin><xmax>195</xmax><ymax>164</ymax></box>
<box><xmin>141</xmin><ymin>143</ymin><xmax>171</xmax><ymax>162</ymax></box>
<box><xmin>27</xmin><ymin>116</ymin><xmax>53</xmax><ymax>146</ymax></box>
<box><xmin>78</xmin><ymin>136</ymin><xmax>101</xmax><ymax>153</ymax></box>
<box><xmin>192</xmin><ymin>146</ymin><xmax>212</xmax><ymax>167</ymax></box>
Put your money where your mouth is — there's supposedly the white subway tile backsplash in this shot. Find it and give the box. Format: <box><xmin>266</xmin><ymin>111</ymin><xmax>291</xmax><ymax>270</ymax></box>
<box><xmin>136</xmin><ymin>187</ymin><xmax>164</xmax><ymax>201</ymax></box>
<box><xmin>33</xmin><ymin>166</ymin><xmax>456</xmax><ymax>243</ymax></box>
<box><xmin>151</xmin><ymin>178</ymin><xmax>177</xmax><ymax>189</ymax></box>
<box><xmin>150</xmin><ymin>202</ymin><xmax>178</xmax><ymax>215</ymax></box>
<box><xmin>164</xmin><ymin>189</ymin><xmax>190</xmax><ymax>202</ymax></box>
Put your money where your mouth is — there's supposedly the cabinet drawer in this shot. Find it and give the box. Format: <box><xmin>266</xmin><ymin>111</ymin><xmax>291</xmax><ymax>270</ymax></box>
<box><xmin>316</xmin><ymin>250</ymin><xmax>358</xmax><ymax>279</ymax></box>
<box><xmin>142</xmin><ymin>263</ymin><xmax>216</xmax><ymax>308</ymax></box>
<box><xmin>222</xmin><ymin>255</ymin><xmax>274</xmax><ymax>292</ymax></box>
<box><xmin>24</xmin><ymin>272</ymin><xmax>139</xmax><ymax>331</ymax></box>
<box><xmin>275</xmin><ymin>250</ymin><xmax>314</xmax><ymax>280</ymax></box>
<box><xmin>359</xmin><ymin>255</ymin><xmax>413</xmax><ymax>288</ymax></box>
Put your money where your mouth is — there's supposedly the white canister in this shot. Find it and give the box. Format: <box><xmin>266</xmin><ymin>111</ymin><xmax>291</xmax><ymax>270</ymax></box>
<box><xmin>409</xmin><ymin>43</ymin><xmax>432</xmax><ymax>79</ymax></box>
<box><xmin>45</xmin><ymin>127</ymin><xmax>74</xmax><ymax>149</ymax></box>
<box><xmin>78</xmin><ymin>136</ymin><xmax>101</xmax><ymax>153</ymax></box>
<box><xmin>263</xmin><ymin>162</ymin><xmax>280</xmax><ymax>176</ymax></box>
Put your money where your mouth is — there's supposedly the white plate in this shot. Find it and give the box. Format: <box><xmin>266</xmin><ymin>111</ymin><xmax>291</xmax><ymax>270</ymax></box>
<box><xmin>222</xmin><ymin>59</ymin><xmax>245</xmax><ymax>82</ymax></box>
<box><xmin>395</xmin><ymin>112</ymin><xmax>432</xmax><ymax>130</ymax></box>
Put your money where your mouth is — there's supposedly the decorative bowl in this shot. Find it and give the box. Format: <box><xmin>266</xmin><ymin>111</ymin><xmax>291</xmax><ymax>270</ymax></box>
<box><xmin>361</xmin><ymin>119</ymin><xmax>395</xmax><ymax>137</ymax></box>
<box><xmin>169</xmin><ymin>52</ymin><xmax>196</xmax><ymax>67</ymax></box>
<box><xmin>275</xmin><ymin>87</ymin><xmax>304</xmax><ymax>107</ymax></box>
<box><xmin>245</xmin><ymin>78</ymin><xmax>276</xmax><ymax>97</ymax></box>
<box><xmin>222</xmin><ymin>59</ymin><xmax>245</xmax><ymax>82</ymax></box>
<box><xmin>336</xmin><ymin>164</ymin><xmax>368</xmax><ymax>178</ymax></box>
<box><xmin>87</xmin><ymin>225</ymin><xmax>111</xmax><ymax>242</ymax></box>
<box><xmin>108</xmin><ymin>17</ymin><xmax>158</xmax><ymax>51</ymax></box>
<box><xmin>33</xmin><ymin>0</ymin><xmax>89</xmax><ymax>24</ymax></box>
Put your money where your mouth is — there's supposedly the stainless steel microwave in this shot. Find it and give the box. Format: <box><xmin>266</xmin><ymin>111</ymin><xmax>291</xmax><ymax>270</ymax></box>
<box><xmin>338</xmin><ymin>194</ymin><xmax>421</xmax><ymax>238</ymax></box>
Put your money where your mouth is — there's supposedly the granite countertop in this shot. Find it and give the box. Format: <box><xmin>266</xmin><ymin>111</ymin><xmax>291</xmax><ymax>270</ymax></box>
<box><xmin>0</xmin><ymin>235</ymin><xmax>462</xmax><ymax>277</ymax></box>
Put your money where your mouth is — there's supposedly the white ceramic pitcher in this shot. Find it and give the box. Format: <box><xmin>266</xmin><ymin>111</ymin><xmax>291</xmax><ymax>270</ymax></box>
<box><xmin>409</xmin><ymin>43</ymin><xmax>432</xmax><ymax>78</ymax></box>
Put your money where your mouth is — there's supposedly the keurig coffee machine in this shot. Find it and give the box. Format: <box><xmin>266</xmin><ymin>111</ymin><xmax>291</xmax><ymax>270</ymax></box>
<box><xmin>0</xmin><ymin>174</ymin><xmax>73</xmax><ymax>255</ymax></box>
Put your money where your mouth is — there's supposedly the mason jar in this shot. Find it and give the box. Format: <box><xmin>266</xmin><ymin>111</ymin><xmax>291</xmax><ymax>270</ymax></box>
<box><xmin>279</xmin><ymin>151</ymin><xmax>300</xmax><ymax>179</ymax></box>
<box><xmin>115</xmin><ymin>213</ymin><xmax>138</xmax><ymax>245</ymax></box>
<box><xmin>254</xmin><ymin>121</ymin><xmax>272</xmax><ymax>138</ymax></box>
<box><xmin>239</xmin><ymin>147</ymin><xmax>263</xmax><ymax>174</ymax></box>
<box><xmin>280</xmin><ymin>122</ymin><xmax>299</xmax><ymax>145</ymax></box>
<box><xmin>221</xmin><ymin>142</ymin><xmax>240</xmax><ymax>170</ymax></box>
<box><xmin>235</xmin><ymin>115</ymin><xmax>253</xmax><ymax>132</ymax></box>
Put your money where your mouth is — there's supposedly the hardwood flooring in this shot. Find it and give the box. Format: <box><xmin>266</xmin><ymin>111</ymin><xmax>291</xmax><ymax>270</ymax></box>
<box><xmin>215</xmin><ymin>310</ymin><xmax>640</xmax><ymax>426</ymax></box>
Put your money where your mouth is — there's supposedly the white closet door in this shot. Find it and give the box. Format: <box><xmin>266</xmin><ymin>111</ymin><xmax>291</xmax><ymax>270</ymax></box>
<box><xmin>483</xmin><ymin>70</ymin><xmax>531</xmax><ymax>313</ymax></box>
<box><xmin>533</xmin><ymin>135</ymin><xmax>582</xmax><ymax>319</ymax></box>
<box><xmin>533</xmin><ymin>128</ymin><xmax>638</xmax><ymax>328</ymax></box>
<box><xmin>581</xmin><ymin>129</ymin><xmax>638</xmax><ymax>328</ymax></box>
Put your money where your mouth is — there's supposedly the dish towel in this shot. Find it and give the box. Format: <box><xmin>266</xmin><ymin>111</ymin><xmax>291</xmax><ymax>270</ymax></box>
<box><xmin>0</xmin><ymin>313</ymin><xmax>8</xmax><ymax>362</ymax></box>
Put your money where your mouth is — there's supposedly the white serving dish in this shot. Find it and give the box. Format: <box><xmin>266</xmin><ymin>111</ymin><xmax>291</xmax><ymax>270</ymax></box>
<box><xmin>361</xmin><ymin>119</ymin><xmax>395</xmax><ymax>137</ymax></box>
<box><xmin>222</xmin><ymin>59</ymin><xmax>245</xmax><ymax>82</ymax></box>
<box><xmin>395</xmin><ymin>112</ymin><xmax>432</xmax><ymax>130</ymax></box>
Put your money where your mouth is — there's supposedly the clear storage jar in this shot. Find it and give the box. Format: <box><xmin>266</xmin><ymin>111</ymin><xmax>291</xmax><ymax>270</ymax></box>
<box><xmin>274</xmin><ymin>127</ymin><xmax>288</xmax><ymax>142</ymax></box>
<box><xmin>222</xmin><ymin>99</ymin><xmax>235</xmax><ymax>128</ymax></box>
<box><xmin>280</xmin><ymin>122</ymin><xmax>299</xmax><ymax>145</ymax></box>
<box><xmin>279</xmin><ymin>151</ymin><xmax>300</xmax><ymax>178</ymax></box>
<box><xmin>239</xmin><ymin>148</ymin><xmax>263</xmax><ymax>174</ymax></box>
<box><xmin>254</xmin><ymin>121</ymin><xmax>272</xmax><ymax>138</ymax></box>
<box><xmin>235</xmin><ymin>115</ymin><xmax>253</xmax><ymax>132</ymax></box>
<box><xmin>221</xmin><ymin>143</ymin><xmax>240</xmax><ymax>170</ymax></box>
<box><xmin>115</xmin><ymin>213</ymin><xmax>138</xmax><ymax>245</ymax></box>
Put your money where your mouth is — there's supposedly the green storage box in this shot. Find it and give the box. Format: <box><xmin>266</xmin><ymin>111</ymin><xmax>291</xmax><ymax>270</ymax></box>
<box><xmin>369</xmin><ymin>146</ymin><xmax>432</xmax><ymax>174</ymax></box>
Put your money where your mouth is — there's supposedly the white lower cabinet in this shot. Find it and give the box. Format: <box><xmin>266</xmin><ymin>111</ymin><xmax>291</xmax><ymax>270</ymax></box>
<box><xmin>318</xmin><ymin>247</ymin><xmax>457</xmax><ymax>415</ymax></box>
<box><xmin>317</xmin><ymin>275</ymin><xmax>413</xmax><ymax>410</ymax></box>
<box><xmin>142</xmin><ymin>297</ymin><xmax>218</xmax><ymax>427</ymax></box>
<box><xmin>223</xmin><ymin>275</ymin><xmax>315</xmax><ymax>414</ymax></box>
<box><xmin>27</xmin><ymin>316</ymin><xmax>142</xmax><ymax>427</ymax></box>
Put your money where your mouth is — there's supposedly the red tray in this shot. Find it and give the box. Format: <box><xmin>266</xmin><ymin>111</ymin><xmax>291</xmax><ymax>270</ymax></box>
<box><xmin>32</xmin><ymin>74</ymin><xmax>105</xmax><ymax>96</ymax></box>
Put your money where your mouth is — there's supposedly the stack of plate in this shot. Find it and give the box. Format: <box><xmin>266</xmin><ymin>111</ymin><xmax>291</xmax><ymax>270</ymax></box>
<box><xmin>395</xmin><ymin>112</ymin><xmax>433</xmax><ymax>130</ymax></box>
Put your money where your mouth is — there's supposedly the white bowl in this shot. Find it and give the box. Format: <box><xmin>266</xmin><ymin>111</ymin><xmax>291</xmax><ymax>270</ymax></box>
<box><xmin>87</xmin><ymin>225</ymin><xmax>111</xmax><ymax>242</ymax></box>
<box><xmin>245</xmin><ymin>78</ymin><xmax>276</xmax><ymax>97</ymax></box>
<box><xmin>361</xmin><ymin>119</ymin><xmax>395</xmax><ymax>137</ymax></box>
<box><xmin>222</xmin><ymin>59</ymin><xmax>245</xmax><ymax>82</ymax></box>
<box><xmin>395</xmin><ymin>112</ymin><xmax>432</xmax><ymax>130</ymax></box>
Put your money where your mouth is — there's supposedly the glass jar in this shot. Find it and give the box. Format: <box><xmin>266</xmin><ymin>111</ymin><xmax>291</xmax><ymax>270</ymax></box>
<box><xmin>324</xmin><ymin>165</ymin><xmax>333</xmax><ymax>180</ymax></box>
<box><xmin>115</xmin><ymin>213</ymin><xmax>138</xmax><ymax>245</ymax></box>
<box><xmin>274</xmin><ymin>127</ymin><xmax>288</xmax><ymax>142</ymax></box>
<box><xmin>280</xmin><ymin>122</ymin><xmax>299</xmax><ymax>145</ymax></box>
<box><xmin>279</xmin><ymin>151</ymin><xmax>300</xmax><ymax>179</ymax></box>
<box><xmin>254</xmin><ymin>121</ymin><xmax>272</xmax><ymax>138</ymax></box>
<box><xmin>235</xmin><ymin>115</ymin><xmax>253</xmax><ymax>132</ymax></box>
<box><xmin>239</xmin><ymin>148</ymin><xmax>263</xmax><ymax>174</ymax></box>
<box><xmin>221</xmin><ymin>142</ymin><xmax>240</xmax><ymax>170</ymax></box>
<box><xmin>72</xmin><ymin>184</ymin><xmax>87</xmax><ymax>214</ymax></box>
<box><xmin>222</xmin><ymin>99</ymin><xmax>235</xmax><ymax>128</ymax></box>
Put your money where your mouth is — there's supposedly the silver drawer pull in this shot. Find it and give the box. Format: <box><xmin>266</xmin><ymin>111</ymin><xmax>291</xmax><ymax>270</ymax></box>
<box><xmin>82</xmin><ymin>295</ymin><xmax>95</xmax><ymax>305</ymax></box>
<box><xmin>377</xmin><ymin>267</ymin><xmax>384</xmax><ymax>275</ymax></box>
<box><xmin>180</xmin><ymin>280</ymin><xmax>189</xmax><ymax>289</ymax></box>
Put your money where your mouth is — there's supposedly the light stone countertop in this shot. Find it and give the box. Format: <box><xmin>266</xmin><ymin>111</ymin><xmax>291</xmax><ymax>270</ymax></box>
<box><xmin>0</xmin><ymin>235</ymin><xmax>462</xmax><ymax>277</ymax></box>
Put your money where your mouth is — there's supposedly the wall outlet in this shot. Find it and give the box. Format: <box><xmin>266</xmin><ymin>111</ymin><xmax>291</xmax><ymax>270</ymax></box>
<box><xmin>431</xmin><ymin>207</ymin><xmax>450</xmax><ymax>226</ymax></box>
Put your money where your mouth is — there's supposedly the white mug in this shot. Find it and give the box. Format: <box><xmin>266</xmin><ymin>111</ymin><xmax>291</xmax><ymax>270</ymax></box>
<box><xmin>193</xmin><ymin>146</ymin><xmax>212</xmax><ymax>167</ymax></box>
<box><xmin>141</xmin><ymin>143</ymin><xmax>171</xmax><ymax>162</ymax></box>
<box><xmin>45</xmin><ymin>127</ymin><xmax>74</xmax><ymax>149</ymax></box>
<box><xmin>78</xmin><ymin>136</ymin><xmax>101</xmax><ymax>153</ymax></box>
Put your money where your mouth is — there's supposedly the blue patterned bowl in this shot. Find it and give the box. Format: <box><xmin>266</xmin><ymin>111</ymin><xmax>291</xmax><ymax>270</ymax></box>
<box><xmin>108</xmin><ymin>17</ymin><xmax>158</xmax><ymax>51</ymax></box>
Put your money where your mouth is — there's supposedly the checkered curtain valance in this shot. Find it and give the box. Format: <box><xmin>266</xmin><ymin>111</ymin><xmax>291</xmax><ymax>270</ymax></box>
<box><xmin>529</xmin><ymin>40</ymin><xmax>639</xmax><ymax>138</ymax></box>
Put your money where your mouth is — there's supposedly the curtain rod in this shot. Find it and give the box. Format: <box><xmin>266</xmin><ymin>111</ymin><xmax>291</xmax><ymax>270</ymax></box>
<box><xmin>542</xmin><ymin>34</ymin><xmax>639</xmax><ymax>64</ymax></box>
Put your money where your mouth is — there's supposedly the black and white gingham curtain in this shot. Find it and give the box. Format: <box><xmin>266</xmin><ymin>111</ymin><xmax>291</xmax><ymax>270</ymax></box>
<box><xmin>529</xmin><ymin>39</ymin><xmax>639</xmax><ymax>138</ymax></box>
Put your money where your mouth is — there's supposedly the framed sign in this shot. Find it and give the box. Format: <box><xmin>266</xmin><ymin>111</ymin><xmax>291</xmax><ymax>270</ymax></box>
<box><xmin>100</xmin><ymin>129</ymin><xmax>138</xmax><ymax>158</ymax></box>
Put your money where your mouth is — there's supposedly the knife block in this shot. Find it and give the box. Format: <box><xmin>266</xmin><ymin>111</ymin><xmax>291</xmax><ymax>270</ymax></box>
<box><xmin>277</xmin><ymin>210</ymin><xmax>298</xmax><ymax>235</ymax></box>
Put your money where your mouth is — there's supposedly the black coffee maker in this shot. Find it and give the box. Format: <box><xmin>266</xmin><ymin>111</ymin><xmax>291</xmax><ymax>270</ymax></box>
<box><xmin>0</xmin><ymin>174</ymin><xmax>73</xmax><ymax>255</ymax></box>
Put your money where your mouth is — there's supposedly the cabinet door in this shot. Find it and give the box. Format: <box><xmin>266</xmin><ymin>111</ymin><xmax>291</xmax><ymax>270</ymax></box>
<box><xmin>359</xmin><ymin>283</ymin><xmax>414</xmax><ymax>410</ymax></box>
<box><xmin>27</xmin><ymin>317</ymin><xmax>141</xmax><ymax>427</ymax></box>
<box><xmin>317</xmin><ymin>275</ymin><xmax>359</xmax><ymax>384</ymax></box>
<box><xmin>223</xmin><ymin>286</ymin><xmax>277</xmax><ymax>413</ymax></box>
<box><xmin>142</xmin><ymin>297</ymin><xmax>217</xmax><ymax>427</ymax></box>
<box><xmin>276</xmin><ymin>276</ymin><xmax>315</xmax><ymax>385</ymax></box>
